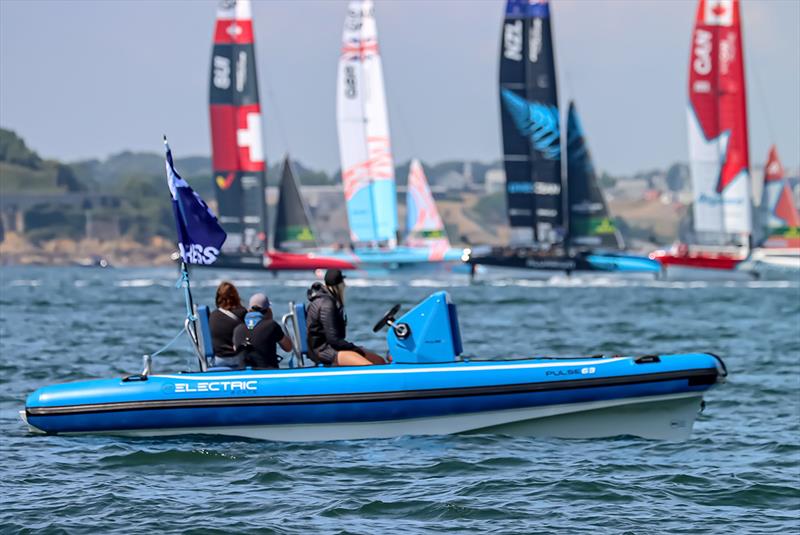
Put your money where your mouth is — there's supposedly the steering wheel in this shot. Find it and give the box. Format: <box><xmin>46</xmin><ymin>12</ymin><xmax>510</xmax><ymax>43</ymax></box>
<box><xmin>372</xmin><ymin>304</ymin><xmax>401</xmax><ymax>333</ymax></box>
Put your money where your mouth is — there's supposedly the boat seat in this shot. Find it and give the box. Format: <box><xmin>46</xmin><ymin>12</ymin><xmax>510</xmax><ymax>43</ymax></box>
<box><xmin>282</xmin><ymin>301</ymin><xmax>317</xmax><ymax>367</ymax></box>
<box><xmin>194</xmin><ymin>305</ymin><xmax>215</xmax><ymax>369</ymax></box>
<box><xmin>294</xmin><ymin>302</ymin><xmax>309</xmax><ymax>356</ymax></box>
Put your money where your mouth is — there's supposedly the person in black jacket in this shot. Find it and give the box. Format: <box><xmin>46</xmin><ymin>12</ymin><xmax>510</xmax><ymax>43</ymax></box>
<box><xmin>306</xmin><ymin>269</ymin><xmax>386</xmax><ymax>366</ymax></box>
<box><xmin>209</xmin><ymin>281</ymin><xmax>246</xmax><ymax>367</ymax></box>
<box><xmin>233</xmin><ymin>293</ymin><xmax>293</xmax><ymax>369</ymax></box>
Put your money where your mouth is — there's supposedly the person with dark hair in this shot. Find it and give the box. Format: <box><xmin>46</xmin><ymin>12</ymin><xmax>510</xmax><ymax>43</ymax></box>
<box><xmin>306</xmin><ymin>269</ymin><xmax>386</xmax><ymax>367</ymax></box>
<box><xmin>209</xmin><ymin>281</ymin><xmax>246</xmax><ymax>367</ymax></box>
<box><xmin>233</xmin><ymin>293</ymin><xmax>293</xmax><ymax>369</ymax></box>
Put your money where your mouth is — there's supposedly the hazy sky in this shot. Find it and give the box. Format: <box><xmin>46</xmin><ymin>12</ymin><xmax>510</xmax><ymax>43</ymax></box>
<box><xmin>1</xmin><ymin>0</ymin><xmax>798</xmax><ymax>175</ymax></box>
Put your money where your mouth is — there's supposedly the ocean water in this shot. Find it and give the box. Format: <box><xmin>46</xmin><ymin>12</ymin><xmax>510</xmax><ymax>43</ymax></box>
<box><xmin>1</xmin><ymin>266</ymin><xmax>798</xmax><ymax>534</ymax></box>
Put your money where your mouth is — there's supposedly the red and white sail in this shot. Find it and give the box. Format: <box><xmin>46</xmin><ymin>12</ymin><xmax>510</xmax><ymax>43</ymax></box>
<box><xmin>686</xmin><ymin>0</ymin><xmax>752</xmax><ymax>236</ymax></box>
<box><xmin>336</xmin><ymin>0</ymin><xmax>398</xmax><ymax>247</ymax></box>
<box><xmin>405</xmin><ymin>159</ymin><xmax>451</xmax><ymax>257</ymax></box>
<box><xmin>209</xmin><ymin>0</ymin><xmax>268</xmax><ymax>255</ymax></box>
<box><xmin>761</xmin><ymin>146</ymin><xmax>800</xmax><ymax>248</ymax></box>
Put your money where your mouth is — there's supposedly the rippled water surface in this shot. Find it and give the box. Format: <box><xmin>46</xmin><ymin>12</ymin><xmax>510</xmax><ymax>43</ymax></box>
<box><xmin>1</xmin><ymin>266</ymin><xmax>799</xmax><ymax>533</ymax></box>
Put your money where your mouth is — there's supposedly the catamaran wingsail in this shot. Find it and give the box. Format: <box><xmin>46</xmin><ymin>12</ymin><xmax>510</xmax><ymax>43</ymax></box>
<box><xmin>208</xmin><ymin>0</ymin><xmax>268</xmax><ymax>268</ymax></box>
<box><xmin>650</xmin><ymin>0</ymin><xmax>754</xmax><ymax>274</ymax></box>
<box><xmin>332</xmin><ymin>0</ymin><xmax>464</xmax><ymax>270</ymax></box>
<box><xmin>468</xmin><ymin>0</ymin><xmax>659</xmax><ymax>275</ymax></box>
<box><xmin>207</xmin><ymin>0</ymin><xmax>354</xmax><ymax>271</ymax></box>
<box><xmin>336</xmin><ymin>0</ymin><xmax>398</xmax><ymax>249</ymax></box>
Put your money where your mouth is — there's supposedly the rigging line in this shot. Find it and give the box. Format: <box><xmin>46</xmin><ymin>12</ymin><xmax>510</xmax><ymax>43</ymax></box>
<box><xmin>148</xmin><ymin>325</ymin><xmax>189</xmax><ymax>359</ymax></box>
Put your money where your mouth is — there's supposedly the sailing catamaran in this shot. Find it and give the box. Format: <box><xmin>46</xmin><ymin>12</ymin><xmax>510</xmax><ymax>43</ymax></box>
<box><xmin>467</xmin><ymin>0</ymin><xmax>659</xmax><ymax>275</ymax></box>
<box><xmin>332</xmin><ymin>0</ymin><xmax>465</xmax><ymax>271</ymax></box>
<box><xmin>207</xmin><ymin>0</ymin><xmax>268</xmax><ymax>269</ymax></box>
<box><xmin>207</xmin><ymin>0</ymin><xmax>356</xmax><ymax>272</ymax></box>
<box><xmin>650</xmin><ymin>0</ymin><xmax>754</xmax><ymax>275</ymax></box>
<box><xmin>743</xmin><ymin>146</ymin><xmax>800</xmax><ymax>274</ymax></box>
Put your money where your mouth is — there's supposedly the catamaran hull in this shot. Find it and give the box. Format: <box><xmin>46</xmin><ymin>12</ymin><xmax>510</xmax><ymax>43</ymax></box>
<box><xmin>22</xmin><ymin>392</ymin><xmax>704</xmax><ymax>442</ymax></box>
<box><xmin>23</xmin><ymin>354</ymin><xmax>724</xmax><ymax>442</ymax></box>
<box><xmin>469</xmin><ymin>251</ymin><xmax>661</xmax><ymax>274</ymax></box>
<box><xmin>739</xmin><ymin>248</ymin><xmax>800</xmax><ymax>279</ymax></box>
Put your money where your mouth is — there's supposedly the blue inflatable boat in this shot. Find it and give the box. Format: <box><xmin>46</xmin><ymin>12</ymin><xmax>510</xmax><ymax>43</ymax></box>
<box><xmin>22</xmin><ymin>292</ymin><xmax>726</xmax><ymax>441</ymax></box>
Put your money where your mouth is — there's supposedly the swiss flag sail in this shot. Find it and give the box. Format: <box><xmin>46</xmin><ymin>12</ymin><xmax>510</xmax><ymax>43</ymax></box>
<box><xmin>209</xmin><ymin>0</ymin><xmax>268</xmax><ymax>255</ymax></box>
<box><xmin>687</xmin><ymin>0</ymin><xmax>752</xmax><ymax>236</ymax></box>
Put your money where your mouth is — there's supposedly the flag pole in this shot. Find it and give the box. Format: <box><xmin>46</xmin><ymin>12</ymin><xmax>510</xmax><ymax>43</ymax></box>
<box><xmin>164</xmin><ymin>135</ymin><xmax>225</xmax><ymax>372</ymax></box>
<box><xmin>177</xmin><ymin>259</ymin><xmax>204</xmax><ymax>370</ymax></box>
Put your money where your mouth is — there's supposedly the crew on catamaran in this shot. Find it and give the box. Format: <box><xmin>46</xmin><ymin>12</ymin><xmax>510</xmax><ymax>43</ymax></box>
<box><xmin>209</xmin><ymin>281</ymin><xmax>246</xmax><ymax>367</ymax></box>
<box><xmin>306</xmin><ymin>269</ymin><xmax>387</xmax><ymax>366</ymax></box>
<box><xmin>233</xmin><ymin>293</ymin><xmax>293</xmax><ymax>369</ymax></box>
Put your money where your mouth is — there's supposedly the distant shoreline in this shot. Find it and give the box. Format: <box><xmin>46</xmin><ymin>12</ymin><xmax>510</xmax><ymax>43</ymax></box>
<box><xmin>0</xmin><ymin>232</ymin><xmax>176</xmax><ymax>267</ymax></box>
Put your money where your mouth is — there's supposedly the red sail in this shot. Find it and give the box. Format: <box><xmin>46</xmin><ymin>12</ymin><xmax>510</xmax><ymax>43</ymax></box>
<box><xmin>689</xmin><ymin>0</ymin><xmax>749</xmax><ymax>194</ymax></box>
<box><xmin>762</xmin><ymin>146</ymin><xmax>800</xmax><ymax>244</ymax></box>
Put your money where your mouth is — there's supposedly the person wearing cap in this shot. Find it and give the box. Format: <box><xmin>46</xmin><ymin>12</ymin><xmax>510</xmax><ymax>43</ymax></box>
<box><xmin>233</xmin><ymin>293</ymin><xmax>293</xmax><ymax>369</ymax></box>
<box><xmin>306</xmin><ymin>269</ymin><xmax>386</xmax><ymax>366</ymax></box>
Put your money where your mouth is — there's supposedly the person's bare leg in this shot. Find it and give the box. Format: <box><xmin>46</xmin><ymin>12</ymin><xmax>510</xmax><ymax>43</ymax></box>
<box><xmin>335</xmin><ymin>351</ymin><xmax>374</xmax><ymax>366</ymax></box>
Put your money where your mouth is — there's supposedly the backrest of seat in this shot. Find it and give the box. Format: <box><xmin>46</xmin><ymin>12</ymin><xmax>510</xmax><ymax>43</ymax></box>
<box><xmin>195</xmin><ymin>305</ymin><xmax>214</xmax><ymax>360</ymax></box>
<box><xmin>294</xmin><ymin>302</ymin><xmax>308</xmax><ymax>355</ymax></box>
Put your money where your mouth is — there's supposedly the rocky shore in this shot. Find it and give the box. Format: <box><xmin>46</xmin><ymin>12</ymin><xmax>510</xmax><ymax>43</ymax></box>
<box><xmin>0</xmin><ymin>232</ymin><xmax>176</xmax><ymax>267</ymax></box>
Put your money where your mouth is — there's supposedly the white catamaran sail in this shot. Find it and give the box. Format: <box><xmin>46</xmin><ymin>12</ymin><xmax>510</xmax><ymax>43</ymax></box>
<box><xmin>336</xmin><ymin>0</ymin><xmax>398</xmax><ymax>248</ymax></box>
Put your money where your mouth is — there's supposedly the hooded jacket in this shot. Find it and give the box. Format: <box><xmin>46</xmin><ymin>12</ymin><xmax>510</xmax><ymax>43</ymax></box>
<box><xmin>306</xmin><ymin>282</ymin><xmax>361</xmax><ymax>364</ymax></box>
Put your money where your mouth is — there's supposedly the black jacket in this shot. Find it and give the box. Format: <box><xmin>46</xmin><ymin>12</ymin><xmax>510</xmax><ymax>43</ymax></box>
<box><xmin>233</xmin><ymin>318</ymin><xmax>285</xmax><ymax>369</ymax></box>
<box><xmin>209</xmin><ymin>306</ymin><xmax>246</xmax><ymax>356</ymax></box>
<box><xmin>306</xmin><ymin>283</ymin><xmax>360</xmax><ymax>365</ymax></box>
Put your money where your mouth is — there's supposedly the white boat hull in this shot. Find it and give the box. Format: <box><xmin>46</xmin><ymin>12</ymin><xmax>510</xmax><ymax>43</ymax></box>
<box><xmin>740</xmin><ymin>248</ymin><xmax>800</xmax><ymax>279</ymax></box>
<box><xmin>22</xmin><ymin>392</ymin><xmax>705</xmax><ymax>442</ymax></box>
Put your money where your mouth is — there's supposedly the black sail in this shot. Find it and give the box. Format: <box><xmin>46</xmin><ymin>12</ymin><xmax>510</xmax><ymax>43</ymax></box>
<box><xmin>273</xmin><ymin>156</ymin><xmax>317</xmax><ymax>251</ymax></box>
<box><xmin>499</xmin><ymin>0</ymin><xmax>563</xmax><ymax>246</ymax></box>
<box><xmin>566</xmin><ymin>101</ymin><xmax>623</xmax><ymax>250</ymax></box>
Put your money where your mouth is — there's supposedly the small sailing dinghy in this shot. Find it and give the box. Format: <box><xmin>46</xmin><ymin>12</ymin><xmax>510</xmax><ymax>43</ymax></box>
<box><xmin>467</xmin><ymin>0</ymin><xmax>659</xmax><ymax>276</ymax></box>
<box><xmin>650</xmin><ymin>0</ymin><xmax>754</xmax><ymax>276</ymax></box>
<box><xmin>21</xmin><ymin>144</ymin><xmax>726</xmax><ymax>441</ymax></box>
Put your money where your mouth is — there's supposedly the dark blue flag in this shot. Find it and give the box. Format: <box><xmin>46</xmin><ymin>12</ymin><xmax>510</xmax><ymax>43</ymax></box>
<box><xmin>164</xmin><ymin>136</ymin><xmax>226</xmax><ymax>264</ymax></box>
